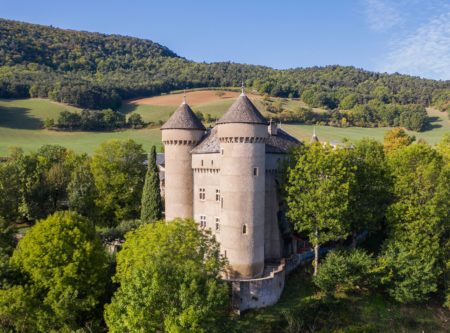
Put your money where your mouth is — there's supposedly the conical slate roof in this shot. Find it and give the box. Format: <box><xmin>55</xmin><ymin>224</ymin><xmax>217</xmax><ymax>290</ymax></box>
<box><xmin>216</xmin><ymin>94</ymin><xmax>268</xmax><ymax>125</ymax></box>
<box><xmin>161</xmin><ymin>102</ymin><xmax>206</xmax><ymax>130</ymax></box>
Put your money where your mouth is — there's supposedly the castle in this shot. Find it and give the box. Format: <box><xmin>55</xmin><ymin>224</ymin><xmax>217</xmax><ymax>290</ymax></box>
<box><xmin>160</xmin><ymin>90</ymin><xmax>301</xmax><ymax>282</ymax></box>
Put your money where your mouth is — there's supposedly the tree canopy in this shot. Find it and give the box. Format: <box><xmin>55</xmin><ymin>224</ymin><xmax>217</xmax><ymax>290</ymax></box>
<box><xmin>285</xmin><ymin>143</ymin><xmax>355</xmax><ymax>275</ymax></box>
<box><xmin>0</xmin><ymin>211</ymin><xmax>109</xmax><ymax>332</ymax></box>
<box><xmin>104</xmin><ymin>219</ymin><xmax>229</xmax><ymax>333</ymax></box>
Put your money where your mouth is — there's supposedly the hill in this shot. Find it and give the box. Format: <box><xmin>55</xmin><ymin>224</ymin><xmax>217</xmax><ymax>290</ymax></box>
<box><xmin>0</xmin><ymin>18</ymin><xmax>449</xmax><ymax>124</ymax></box>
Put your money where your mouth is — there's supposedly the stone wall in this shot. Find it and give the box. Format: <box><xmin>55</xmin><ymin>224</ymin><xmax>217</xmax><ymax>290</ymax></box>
<box><xmin>229</xmin><ymin>260</ymin><xmax>286</xmax><ymax>314</ymax></box>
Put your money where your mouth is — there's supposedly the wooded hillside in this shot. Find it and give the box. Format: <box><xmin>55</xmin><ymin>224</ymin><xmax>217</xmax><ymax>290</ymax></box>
<box><xmin>0</xmin><ymin>18</ymin><xmax>449</xmax><ymax>130</ymax></box>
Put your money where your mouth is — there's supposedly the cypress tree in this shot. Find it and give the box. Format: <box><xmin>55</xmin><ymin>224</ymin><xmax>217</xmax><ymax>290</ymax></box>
<box><xmin>140</xmin><ymin>146</ymin><xmax>162</xmax><ymax>223</ymax></box>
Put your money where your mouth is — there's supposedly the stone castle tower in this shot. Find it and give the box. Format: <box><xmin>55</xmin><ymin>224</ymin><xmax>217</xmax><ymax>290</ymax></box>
<box><xmin>160</xmin><ymin>98</ymin><xmax>205</xmax><ymax>220</ymax></box>
<box><xmin>161</xmin><ymin>91</ymin><xmax>300</xmax><ymax>280</ymax></box>
<box><xmin>215</xmin><ymin>92</ymin><xmax>268</xmax><ymax>278</ymax></box>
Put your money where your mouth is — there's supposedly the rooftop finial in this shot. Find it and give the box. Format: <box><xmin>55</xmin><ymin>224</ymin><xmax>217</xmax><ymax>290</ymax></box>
<box><xmin>240</xmin><ymin>81</ymin><xmax>245</xmax><ymax>96</ymax></box>
<box><xmin>182</xmin><ymin>89</ymin><xmax>187</xmax><ymax>104</ymax></box>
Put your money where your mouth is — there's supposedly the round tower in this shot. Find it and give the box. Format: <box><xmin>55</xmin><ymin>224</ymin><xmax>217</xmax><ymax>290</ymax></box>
<box><xmin>216</xmin><ymin>91</ymin><xmax>269</xmax><ymax>279</ymax></box>
<box><xmin>161</xmin><ymin>97</ymin><xmax>205</xmax><ymax>220</ymax></box>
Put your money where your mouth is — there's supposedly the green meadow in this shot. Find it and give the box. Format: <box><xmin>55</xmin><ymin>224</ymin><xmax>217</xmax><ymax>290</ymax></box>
<box><xmin>0</xmin><ymin>96</ymin><xmax>448</xmax><ymax>156</ymax></box>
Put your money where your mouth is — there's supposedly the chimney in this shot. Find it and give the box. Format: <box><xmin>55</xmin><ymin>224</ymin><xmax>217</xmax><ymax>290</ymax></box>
<box><xmin>268</xmin><ymin>119</ymin><xmax>278</xmax><ymax>136</ymax></box>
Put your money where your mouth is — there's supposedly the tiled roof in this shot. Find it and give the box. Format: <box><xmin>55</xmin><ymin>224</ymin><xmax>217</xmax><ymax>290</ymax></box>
<box><xmin>216</xmin><ymin>94</ymin><xmax>268</xmax><ymax>125</ymax></box>
<box><xmin>266</xmin><ymin>128</ymin><xmax>301</xmax><ymax>153</ymax></box>
<box><xmin>190</xmin><ymin>127</ymin><xmax>220</xmax><ymax>154</ymax></box>
<box><xmin>160</xmin><ymin>102</ymin><xmax>206</xmax><ymax>130</ymax></box>
<box><xmin>190</xmin><ymin>126</ymin><xmax>301</xmax><ymax>154</ymax></box>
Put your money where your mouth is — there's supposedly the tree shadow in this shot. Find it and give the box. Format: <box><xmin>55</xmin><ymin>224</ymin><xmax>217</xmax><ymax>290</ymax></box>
<box><xmin>118</xmin><ymin>103</ymin><xmax>139</xmax><ymax>116</ymax></box>
<box><xmin>423</xmin><ymin>116</ymin><xmax>443</xmax><ymax>131</ymax></box>
<box><xmin>0</xmin><ymin>105</ymin><xmax>43</xmax><ymax>129</ymax></box>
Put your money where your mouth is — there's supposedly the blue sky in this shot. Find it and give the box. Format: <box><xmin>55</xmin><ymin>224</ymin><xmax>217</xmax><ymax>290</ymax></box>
<box><xmin>2</xmin><ymin>0</ymin><xmax>449</xmax><ymax>80</ymax></box>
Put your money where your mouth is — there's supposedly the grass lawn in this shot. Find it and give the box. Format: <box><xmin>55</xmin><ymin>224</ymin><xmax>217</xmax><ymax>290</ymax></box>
<box><xmin>0</xmin><ymin>95</ymin><xmax>448</xmax><ymax>156</ymax></box>
<box><xmin>232</xmin><ymin>267</ymin><xmax>450</xmax><ymax>332</ymax></box>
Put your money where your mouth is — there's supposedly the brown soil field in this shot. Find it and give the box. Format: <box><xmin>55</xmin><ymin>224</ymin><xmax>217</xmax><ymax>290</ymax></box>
<box><xmin>127</xmin><ymin>90</ymin><xmax>261</xmax><ymax>106</ymax></box>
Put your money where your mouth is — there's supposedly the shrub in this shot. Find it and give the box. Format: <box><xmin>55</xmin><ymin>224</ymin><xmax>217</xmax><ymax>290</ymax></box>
<box><xmin>314</xmin><ymin>249</ymin><xmax>374</xmax><ymax>294</ymax></box>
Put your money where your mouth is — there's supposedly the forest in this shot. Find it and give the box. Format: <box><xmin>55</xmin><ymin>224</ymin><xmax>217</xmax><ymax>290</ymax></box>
<box><xmin>1</xmin><ymin>18</ymin><xmax>449</xmax><ymax>132</ymax></box>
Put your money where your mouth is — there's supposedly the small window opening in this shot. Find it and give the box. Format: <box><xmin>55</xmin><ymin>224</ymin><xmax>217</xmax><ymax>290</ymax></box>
<box><xmin>199</xmin><ymin>188</ymin><xmax>206</xmax><ymax>200</ymax></box>
<box><xmin>211</xmin><ymin>160</ymin><xmax>214</xmax><ymax>166</ymax></box>
<box><xmin>221</xmin><ymin>148</ymin><xmax>224</xmax><ymax>155</ymax></box>
<box><xmin>215</xmin><ymin>189</ymin><xmax>220</xmax><ymax>202</ymax></box>
<box><xmin>215</xmin><ymin>217</ymin><xmax>220</xmax><ymax>232</ymax></box>
<box><xmin>253</xmin><ymin>167</ymin><xmax>258</xmax><ymax>176</ymax></box>
<box><xmin>242</xmin><ymin>224</ymin><xmax>247</xmax><ymax>234</ymax></box>
<box><xmin>199</xmin><ymin>215</ymin><xmax>206</xmax><ymax>228</ymax></box>
<box><xmin>201</xmin><ymin>160</ymin><xmax>204</xmax><ymax>166</ymax></box>
<box><xmin>221</xmin><ymin>197</ymin><xmax>223</xmax><ymax>208</ymax></box>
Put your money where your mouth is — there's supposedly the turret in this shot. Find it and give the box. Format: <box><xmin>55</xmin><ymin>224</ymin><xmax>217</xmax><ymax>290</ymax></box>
<box><xmin>216</xmin><ymin>91</ymin><xmax>269</xmax><ymax>278</ymax></box>
<box><xmin>161</xmin><ymin>97</ymin><xmax>205</xmax><ymax>220</ymax></box>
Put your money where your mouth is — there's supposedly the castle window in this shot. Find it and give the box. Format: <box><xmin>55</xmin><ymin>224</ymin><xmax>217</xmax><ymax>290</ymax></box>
<box><xmin>201</xmin><ymin>160</ymin><xmax>204</xmax><ymax>167</ymax></box>
<box><xmin>242</xmin><ymin>224</ymin><xmax>247</xmax><ymax>234</ymax></box>
<box><xmin>215</xmin><ymin>189</ymin><xmax>220</xmax><ymax>202</ymax></box>
<box><xmin>221</xmin><ymin>197</ymin><xmax>223</xmax><ymax>208</ymax></box>
<box><xmin>199</xmin><ymin>188</ymin><xmax>206</xmax><ymax>200</ymax></box>
<box><xmin>215</xmin><ymin>217</ymin><xmax>220</xmax><ymax>232</ymax></box>
<box><xmin>211</xmin><ymin>160</ymin><xmax>214</xmax><ymax>166</ymax></box>
<box><xmin>224</xmin><ymin>250</ymin><xmax>227</xmax><ymax>258</ymax></box>
<box><xmin>253</xmin><ymin>167</ymin><xmax>258</xmax><ymax>176</ymax></box>
<box><xmin>221</xmin><ymin>148</ymin><xmax>224</xmax><ymax>155</ymax></box>
<box><xmin>200</xmin><ymin>215</ymin><xmax>206</xmax><ymax>228</ymax></box>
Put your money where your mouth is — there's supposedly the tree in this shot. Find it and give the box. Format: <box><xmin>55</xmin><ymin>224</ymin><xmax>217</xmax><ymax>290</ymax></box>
<box><xmin>91</xmin><ymin>140</ymin><xmax>146</xmax><ymax>226</ymax></box>
<box><xmin>140</xmin><ymin>146</ymin><xmax>163</xmax><ymax>223</ymax></box>
<box><xmin>436</xmin><ymin>133</ymin><xmax>450</xmax><ymax>164</ymax></box>
<box><xmin>378</xmin><ymin>143</ymin><xmax>450</xmax><ymax>303</ymax></box>
<box><xmin>128</xmin><ymin>112</ymin><xmax>144</xmax><ymax>128</ymax></box>
<box><xmin>285</xmin><ymin>143</ymin><xmax>355</xmax><ymax>275</ymax></box>
<box><xmin>20</xmin><ymin>145</ymin><xmax>75</xmax><ymax>220</ymax></box>
<box><xmin>383</xmin><ymin>128</ymin><xmax>414</xmax><ymax>154</ymax></box>
<box><xmin>104</xmin><ymin>219</ymin><xmax>229</xmax><ymax>333</ymax></box>
<box><xmin>0</xmin><ymin>149</ymin><xmax>24</xmax><ymax>222</ymax></box>
<box><xmin>1</xmin><ymin>211</ymin><xmax>109</xmax><ymax>332</ymax></box>
<box><xmin>0</xmin><ymin>217</ymin><xmax>18</xmax><ymax>290</ymax></box>
<box><xmin>348</xmin><ymin>139</ymin><xmax>391</xmax><ymax>247</ymax></box>
<box><xmin>314</xmin><ymin>249</ymin><xmax>374</xmax><ymax>294</ymax></box>
<box><xmin>68</xmin><ymin>155</ymin><xmax>98</xmax><ymax>219</ymax></box>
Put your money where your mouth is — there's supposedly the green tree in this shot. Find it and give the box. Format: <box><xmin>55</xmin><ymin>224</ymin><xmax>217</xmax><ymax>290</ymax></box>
<box><xmin>91</xmin><ymin>140</ymin><xmax>146</xmax><ymax>226</ymax></box>
<box><xmin>140</xmin><ymin>146</ymin><xmax>163</xmax><ymax>223</ymax></box>
<box><xmin>314</xmin><ymin>249</ymin><xmax>374</xmax><ymax>294</ymax></box>
<box><xmin>127</xmin><ymin>112</ymin><xmax>144</xmax><ymax>128</ymax></box>
<box><xmin>436</xmin><ymin>133</ymin><xmax>450</xmax><ymax>164</ymax></box>
<box><xmin>383</xmin><ymin>128</ymin><xmax>414</xmax><ymax>154</ymax></box>
<box><xmin>378</xmin><ymin>143</ymin><xmax>450</xmax><ymax>303</ymax></box>
<box><xmin>348</xmin><ymin>139</ymin><xmax>391</xmax><ymax>247</ymax></box>
<box><xmin>285</xmin><ymin>143</ymin><xmax>355</xmax><ymax>275</ymax></box>
<box><xmin>19</xmin><ymin>145</ymin><xmax>76</xmax><ymax>220</ymax></box>
<box><xmin>0</xmin><ymin>217</ymin><xmax>18</xmax><ymax>290</ymax></box>
<box><xmin>68</xmin><ymin>155</ymin><xmax>98</xmax><ymax>219</ymax></box>
<box><xmin>1</xmin><ymin>211</ymin><xmax>109</xmax><ymax>332</ymax></box>
<box><xmin>105</xmin><ymin>219</ymin><xmax>229</xmax><ymax>333</ymax></box>
<box><xmin>0</xmin><ymin>149</ymin><xmax>24</xmax><ymax>222</ymax></box>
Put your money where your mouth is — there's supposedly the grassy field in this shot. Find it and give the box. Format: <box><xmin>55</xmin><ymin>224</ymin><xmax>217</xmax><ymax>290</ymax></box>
<box><xmin>0</xmin><ymin>92</ymin><xmax>448</xmax><ymax>156</ymax></box>
<box><xmin>233</xmin><ymin>267</ymin><xmax>450</xmax><ymax>332</ymax></box>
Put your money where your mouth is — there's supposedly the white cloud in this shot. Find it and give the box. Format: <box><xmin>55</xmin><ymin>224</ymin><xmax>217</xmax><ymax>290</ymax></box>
<box><xmin>364</xmin><ymin>0</ymin><xmax>403</xmax><ymax>32</ymax></box>
<box><xmin>382</xmin><ymin>11</ymin><xmax>450</xmax><ymax>80</ymax></box>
